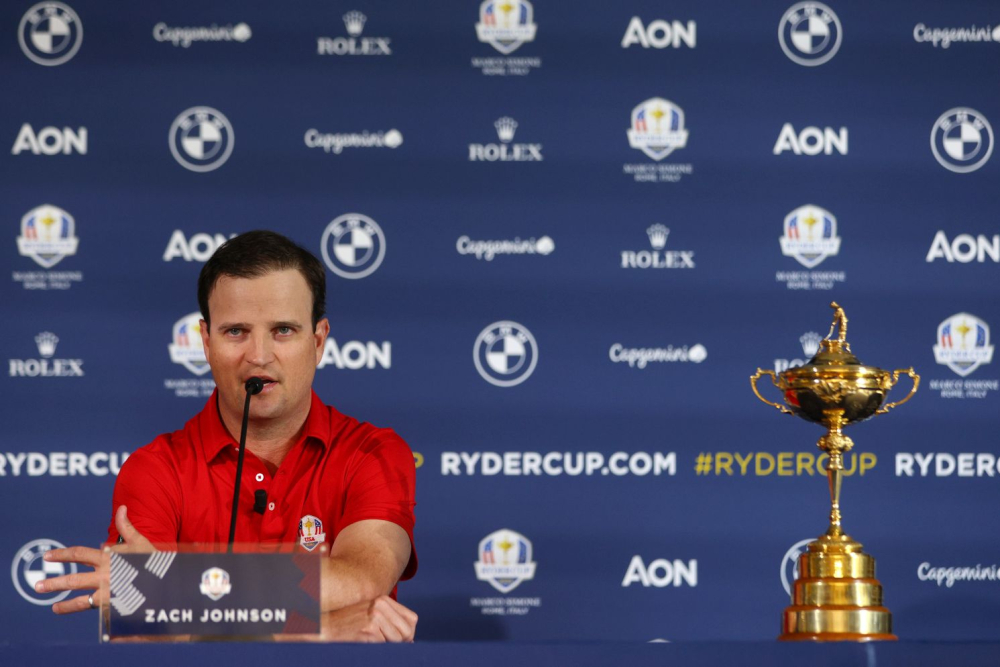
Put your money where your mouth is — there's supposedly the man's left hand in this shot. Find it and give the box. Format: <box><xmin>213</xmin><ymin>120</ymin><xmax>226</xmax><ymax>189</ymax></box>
<box><xmin>319</xmin><ymin>595</ymin><xmax>418</xmax><ymax>642</ymax></box>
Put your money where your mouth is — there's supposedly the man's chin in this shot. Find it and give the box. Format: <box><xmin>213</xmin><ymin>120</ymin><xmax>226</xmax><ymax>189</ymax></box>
<box><xmin>247</xmin><ymin>399</ymin><xmax>282</xmax><ymax>421</ymax></box>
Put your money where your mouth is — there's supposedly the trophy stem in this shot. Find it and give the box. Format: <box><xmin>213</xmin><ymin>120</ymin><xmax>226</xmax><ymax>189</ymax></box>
<box><xmin>826</xmin><ymin>452</ymin><xmax>843</xmax><ymax>537</ymax></box>
<box><xmin>817</xmin><ymin>410</ymin><xmax>853</xmax><ymax>539</ymax></box>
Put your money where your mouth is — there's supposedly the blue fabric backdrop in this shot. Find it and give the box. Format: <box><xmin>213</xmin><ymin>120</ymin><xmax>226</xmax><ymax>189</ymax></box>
<box><xmin>2</xmin><ymin>0</ymin><xmax>999</xmax><ymax>644</ymax></box>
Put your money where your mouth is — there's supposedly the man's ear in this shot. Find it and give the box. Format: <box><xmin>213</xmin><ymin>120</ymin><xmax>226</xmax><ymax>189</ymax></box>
<box><xmin>199</xmin><ymin>319</ymin><xmax>211</xmax><ymax>364</ymax></box>
<box><xmin>314</xmin><ymin>318</ymin><xmax>330</xmax><ymax>365</ymax></box>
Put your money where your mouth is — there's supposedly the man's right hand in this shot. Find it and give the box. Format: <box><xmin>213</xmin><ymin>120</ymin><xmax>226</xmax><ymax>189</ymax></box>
<box><xmin>317</xmin><ymin>595</ymin><xmax>418</xmax><ymax>642</ymax></box>
<box><xmin>38</xmin><ymin>505</ymin><xmax>154</xmax><ymax>614</ymax></box>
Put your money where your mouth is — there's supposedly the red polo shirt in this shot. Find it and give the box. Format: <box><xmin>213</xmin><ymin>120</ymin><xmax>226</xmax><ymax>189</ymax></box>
<box><xmin>108</xmin><ymin>390</ymin><xmax>416</xmax><ymax>581</ymax></box>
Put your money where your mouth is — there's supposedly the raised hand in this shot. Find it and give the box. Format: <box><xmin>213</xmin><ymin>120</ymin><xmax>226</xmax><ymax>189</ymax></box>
<box><xmin>38</xmin><ymin>506</ymin><xmax>154</xmax><ymax>614</ymax></box>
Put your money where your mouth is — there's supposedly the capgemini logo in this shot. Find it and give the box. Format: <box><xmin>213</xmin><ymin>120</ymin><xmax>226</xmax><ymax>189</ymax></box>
<box><xmin>343</xmin><ymin>11</ymin><xmax>366</xmax><ymax>37</ymax></box>
<box><xmin>35</xmin><ymin>332</ymin><xmax>58</xmax><ymax>358</ymax></box>
<box><xmin>232</xmin><ymin>23</ymin><xmax>252</xmax><ymax>42</ymax></box>
<box><xmin>495</xmin><ymin>117</ymin><xmax>518</xmax><ymax>143</ymax></box>
<box><xmin>646</xmin><ymin>224</ymin><xmax>669</xmax><ymax>250</ymax></box>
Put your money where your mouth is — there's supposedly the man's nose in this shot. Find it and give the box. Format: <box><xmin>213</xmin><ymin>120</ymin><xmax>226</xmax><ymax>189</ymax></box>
<box><xmin>246</xmin><ymin>332</ymin><xmax>275</xmax><ymax>367</ymax></box>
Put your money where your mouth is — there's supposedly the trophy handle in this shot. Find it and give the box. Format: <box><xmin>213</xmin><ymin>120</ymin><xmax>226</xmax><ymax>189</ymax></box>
<box><xmin>877</xmin><ymin>367</ymin><xmax>920</xmax><ymax>414</ymax></box>
<box><xmin>750</xmin><ymin>369</ymin><xmax>793</xmax><ymax>414</ymax></box>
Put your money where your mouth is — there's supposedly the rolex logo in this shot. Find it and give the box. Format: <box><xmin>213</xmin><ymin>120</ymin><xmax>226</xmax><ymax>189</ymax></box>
<box><xmin>622</xmin><ymin>225</ymin><xmax>694</xmax><ymax>270</ymax></box>
<box><xmin>494</xmin><ymin>117</ymin><xmax>518</xmax><ymax>143</ymax></box>
<box><xmin>35</xmin><ymin>332</ymin><xmax>59</xmax><ymax>358</ymax></box>
<box><xmin>647</xmin><ymin>224</ymin><xmax>669</xmax><ymax>250</ymax></box>
<box><xmin>469</xmin><ymin>117</ymin><xmax>541</xmax><ymax>161</ymax></box>
<box><xmin>343</xmin><ymin>11</ymin><xmax>366</xmax><ymax>36</ymax></box>
<box><xmin>9</xmin><ymin>331</ymin><xmax>83</xmax><ymax>377</ymax></box>
<box><xmin>800</xmin><ymin>331</ymin><xmax>822</xmax><ymax>357</ymax></box>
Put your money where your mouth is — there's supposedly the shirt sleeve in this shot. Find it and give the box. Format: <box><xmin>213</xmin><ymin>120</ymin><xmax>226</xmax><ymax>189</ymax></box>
<box><xmin>338</xmin><ymin>429</ymin><xmax>418</xmax><ymax>580</ymax></box>
<box><xmin>106</xmin><ymin>443</ymin><xmax>182</xmax><ymax>548</ymax></box>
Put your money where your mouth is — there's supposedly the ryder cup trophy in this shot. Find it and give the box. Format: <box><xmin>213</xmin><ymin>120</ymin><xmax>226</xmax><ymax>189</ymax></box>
<box><xmin>750</xmin><ymin>303</ymin><xmax>919</xmax><ymax>641</ymax></box>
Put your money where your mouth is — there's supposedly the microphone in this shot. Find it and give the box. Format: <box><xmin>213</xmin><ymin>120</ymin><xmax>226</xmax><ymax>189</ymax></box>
<box><xmin>253</xmin><ymin>489</ymin><xmax>268</xmax><ymax>515</ymax></box>
<box><xmin>228</xmin><ymin>377</ymin><xmax>264</xmax><ymax>552</ymax></box>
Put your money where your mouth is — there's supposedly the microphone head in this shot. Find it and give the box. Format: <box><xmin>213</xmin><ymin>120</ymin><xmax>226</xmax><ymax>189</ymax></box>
<box><xmin>245</xmin><ymin>377</ymin><xmax>264</xmax><ymax>395</ymax></box>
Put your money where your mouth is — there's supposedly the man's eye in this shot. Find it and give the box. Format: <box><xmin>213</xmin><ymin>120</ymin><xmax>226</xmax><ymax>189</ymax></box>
<box><xmin>277</xmin><ymin>327</ymin><xmax>292</xmax><ymax>335</ymax></box>
<box><xmin>227</xmin><ymin>328</ymin><xmax>242</xmax><ymax>336</ymax></box>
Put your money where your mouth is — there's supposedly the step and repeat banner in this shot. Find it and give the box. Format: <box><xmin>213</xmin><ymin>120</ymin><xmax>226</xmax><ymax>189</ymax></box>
<box><xmin>2</xmin><ymin>0</ymin><xmax>999</xmax><ymax>645</ymax></box>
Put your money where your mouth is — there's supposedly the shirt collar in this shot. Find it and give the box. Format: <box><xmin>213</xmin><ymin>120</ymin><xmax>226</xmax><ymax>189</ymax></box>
<box><xmin>199</xmin><ymin>389</ymin><xmax>331</xmax><ymax>462</ymax></box>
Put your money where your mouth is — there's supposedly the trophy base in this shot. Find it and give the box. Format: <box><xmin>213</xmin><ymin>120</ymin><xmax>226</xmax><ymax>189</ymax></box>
<box><xmin>779</xmin><ymin>535</ymin><xmax>896</xmax><ymax>642</ymax></box>
<box><xmin>780</xmin><ymin>607</ymin><xmax>896</xmax><ymax>642</ymax></box>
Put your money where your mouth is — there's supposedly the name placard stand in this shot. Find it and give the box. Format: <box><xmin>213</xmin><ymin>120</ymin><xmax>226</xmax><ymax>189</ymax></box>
<box><xmin>99</xmin><ymin>545</ymin><xmax>323</xmax><ymax>642</ymax></box>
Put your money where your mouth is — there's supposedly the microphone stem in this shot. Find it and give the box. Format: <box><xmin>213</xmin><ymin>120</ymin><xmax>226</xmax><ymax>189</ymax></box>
<box><xmin>227</xmin><ymin>388</ymin><xmax>253</xmax><ymax>552</ymax></box>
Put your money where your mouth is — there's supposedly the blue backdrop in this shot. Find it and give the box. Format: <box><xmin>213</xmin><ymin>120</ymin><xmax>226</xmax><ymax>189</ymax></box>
<box><xmin>2</xmin><ymin>0</ymin><xmax>999</xmax><ymax>644</ymax></box>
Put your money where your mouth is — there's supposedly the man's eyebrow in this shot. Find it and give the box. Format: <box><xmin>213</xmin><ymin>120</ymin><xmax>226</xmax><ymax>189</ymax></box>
<box><xmin>273</xmin><ymin>320</ymin><xmax>304</xmax><ymax>329</ymax></box>
<box><xmin>215</xmin><ymin>322</ymin><xmax>248</xmax><ymax>332</ymax></box>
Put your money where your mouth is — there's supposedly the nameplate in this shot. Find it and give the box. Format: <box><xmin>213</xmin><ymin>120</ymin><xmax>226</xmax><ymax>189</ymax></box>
<box><xmin>103</xmin><ymin>551</ymin><xmax>321</xmax><ymax>640</ymax></box>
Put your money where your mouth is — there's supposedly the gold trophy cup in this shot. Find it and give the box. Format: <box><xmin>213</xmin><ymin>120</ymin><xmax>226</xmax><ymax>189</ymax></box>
<box><xmin>750</xmin><ymin>303</ymin><xmax>918</xmax><ymax>641</ymax></box>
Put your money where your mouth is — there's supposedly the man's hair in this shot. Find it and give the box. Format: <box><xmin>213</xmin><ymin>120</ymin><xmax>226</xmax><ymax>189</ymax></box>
<box><xmin>197</xmin><ymin>230</ymin><xmax>327</xmax><ymax>329</ymax></box>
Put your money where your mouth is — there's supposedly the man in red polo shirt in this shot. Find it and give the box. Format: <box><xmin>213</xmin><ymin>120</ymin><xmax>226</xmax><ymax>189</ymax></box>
<box><xmin>36</xmin><ymin>230</ymin><xmax>418</xmax><ymax>642</ymax></box>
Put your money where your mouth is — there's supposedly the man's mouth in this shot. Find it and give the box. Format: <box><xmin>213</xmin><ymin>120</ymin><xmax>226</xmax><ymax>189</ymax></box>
<box><xmin>247</xmin><ymin>377</ymin><xmax>277</xmax><ymax>391</ymax></box>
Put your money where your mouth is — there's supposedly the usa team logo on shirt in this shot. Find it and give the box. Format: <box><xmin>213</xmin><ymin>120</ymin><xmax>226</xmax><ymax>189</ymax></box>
<box><xmin>779</xmin><ymin>204</ymin><xmax>841</xmax><ymax>268</ymax></box>
<box><xmin>169</xmin><ymin>107</ymin><xmax>234</xmax><ymax>173</ymax></box>
<box><xmin>473</xmin><ymin>321</ymin><xmax>538</xmax><ymax>387</ymax></box>
<box><xmin>199</xmin><ymin>567</ymin><xmax>232</xmax><ymax>601</ymax></box>
<box><xmin>168</xmin><ymin>312</ymin><xmax>210</xmax><ymax>376</ymax></box>
<box><xmin>320</xmin><ymin>213</ymin><xmax>386</xmax><ymax>279</ymax></box>
<box><xmin>298</xmin><ymin>515</ymin><xmax>327</xmax><ymax>552</ymax></box>
<box><xmin>627</xmin><ymin>98</ymin><xmax>689</xmax><ymax>161</ymax></box>
<box><xmin>474</xmin><ymin>529</ymin><xmax>536</xmax><ymax>593</ymax></box>
<box><xmin>17</xmin><ymin>204</ymin><xmax>78</xmax><ymax>268</ymax></box>
<box><xmin>933</xmin><ymin>313</ymin><xmax>994</xmax><ymax>377</ymax></box>
<box><xmin>475</xmin><ymin>0</ymin><xmax>537</xmax><ymax>54</ymax></box>
<box><xmin>930</xmin><ymin>108</ymin><xmax>994</xmax><ymax>174</ymax></box>
<box><xmin>778</xmin><ymin>2</ymin><xmax>842</xmax><ymax>67</ymax></box>
<box><xmin>19</xmin><ymin>2</ymin><xmax>83</xmax><ymax>66</ymax></box>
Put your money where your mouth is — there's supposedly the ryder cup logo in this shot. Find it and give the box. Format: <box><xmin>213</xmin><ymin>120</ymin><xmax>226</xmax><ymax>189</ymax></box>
<box><xmin>169</xmin><ymin>107</ymin><xmax>234</xmax><ymax>172</ymax></box>
<box><xmin>199</xmin><ymin>567</ymin><xmax>232</xmax><ymax>601</ymax></box>
<box><xmin>778</xmin><ymin>2</ymin><xmax>842</xmax><ymax>66</ymax></box>
<box><xmin>474</xmin><ymin>529</ymin><xmax>536</xmax><ymax>593</ymax></box>
<box><xmin>934</xmin><ymin>313</ymin><xmax>994</xmax><ymax>377</ymax></box>
<box><xmin>298</xmin><ymin>515</ymin><xmax>327</xmax><ymax>552</ymax></box>
<box><xmin>17</xmin><ymin>204</ymin><xmax>78</xmax><ymax>268</ymax></box>
<box><xmin>931</xmin><ymin>108</ymin><xmax>994</xmax><ymax>174</ymax></box>
<box><xmin>780</xmin><ymin>538</ymin><xmax>814</xmax><ymax>596</ymax></box>
<box><xmin>320</xmin><ymin>213</ymin><xmax>386</xmax><ymax>279</ymax></box>
<box><xmin>474</xmin><ymin>321</ymin><xmax>538</xmax><ymax>387</ymax></box>
<box><xmin>12</xmin><ymin>539</ymin><xmax>78</xmax><ymax>605</ymax></box>
<box><xmin>476</xmin><ymin>0</ymin><xmax>537</xmax><ymax>55</ymax></box>
<box><xmin>779</xmin><ymin>204</ymin><xmax>841</xmax><ymax>268</ymax></box>
<box><xmin>627</xmin><ymin>98</ymin><xmax>689</xmax><ymax>161</ymax></box>
<box><xmin>168</xmin><ymin>312</ymin><xmax>210</xmax><ymax>376</ymax></box>
<box><xmin>19</xmin><ymin>2</ymin><xmax>83</xmax><ymax>66</ymax></box>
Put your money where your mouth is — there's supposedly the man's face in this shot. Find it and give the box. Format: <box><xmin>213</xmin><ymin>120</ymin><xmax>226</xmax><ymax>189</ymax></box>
<box><xmin>199</xmin><ymin>269</ymin><xmax>329</xmax><ymax>426</ymax></box>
